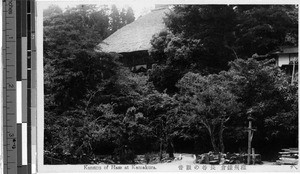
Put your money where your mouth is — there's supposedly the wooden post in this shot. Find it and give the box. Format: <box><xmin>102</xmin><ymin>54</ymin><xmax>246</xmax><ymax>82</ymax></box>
<box><xmin>247</xmin><ymin>120</ymin><xmax>252</xmax><ymax>165</ymax></box>
<box><xmin>252</xmin><ymin>148</ymin><xmax>255</xmax><ymax>165</ymax></box>
<box><xmin>291</xmin><ymin>58</ymin><xmax>296</xmax><ymax>84</ymax></box>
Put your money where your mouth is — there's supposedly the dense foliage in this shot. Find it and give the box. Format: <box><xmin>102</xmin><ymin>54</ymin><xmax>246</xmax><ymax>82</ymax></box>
<box><xmin>44</xmin><ymin>4</ymin><xmax>138</xmax><ymax>164</ymax></box>
<box><xmin>223</xmin><ymin>59</ymin><xmax>298</xmax><ymax>158</ymax></box>
<box><xmin>149</xmin><ymin>5</ymin><xmax>298</xmax><ymax>93</ymax></box>
<box><xmin>44</xmin><ymin>4</ymin><xmax>298</xmax><ymax>164</ymax></box>
<box><xmin>177</xmin><ymin>72</ymin><xmax>240</xmax><ymax>153</ymax></box>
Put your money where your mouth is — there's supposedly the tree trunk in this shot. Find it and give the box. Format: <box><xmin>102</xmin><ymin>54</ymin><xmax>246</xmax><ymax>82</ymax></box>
<box><xmin>167</xmin><ymin>138</ymin><xmax>174</xmax><ymax>158</ymax></box>
<box><xmin>210</xmin><ymin>132</ymin><xmax>219</xmax><ymax>152</ymax></box>
<box><xmin>219</xmin><ymin>122</ymin><xmax>225</xmax><ymax>153</ymax></box>
<box><xmin>203</xmin><ymin>121</ymin><xmax>219</xmax><ymax>152</ymax></box>
<box><xmin>159</xmin><ymin>139</ymin><xmax>163</xmax><ymax>161</ymax></box>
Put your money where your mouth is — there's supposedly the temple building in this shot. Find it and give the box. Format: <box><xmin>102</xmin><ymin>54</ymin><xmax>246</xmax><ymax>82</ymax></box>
<box><xmin>98</xmin><ymin>5</ymin><xmax>171</xmax><ymax>72</ymax></box>
<box><xmin>252</xmin><ymin>46</ymin><xmax>298</xmax><ymax>76</ymax></box>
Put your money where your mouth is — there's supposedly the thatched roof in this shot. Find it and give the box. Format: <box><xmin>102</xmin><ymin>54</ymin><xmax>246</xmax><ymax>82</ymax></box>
<box><xmin>98</xmin><ymin>8</ymin><xmax>170</xmax><ymax>53</ymax></box>
<box><xmin>277</xmin><ymin>46</ymin><xmax>298</xmax><ymax>54</ymax></box>
<box><xmin>270</xmin><ymin>46</ymin><xmax>298</xmax><ymax>54</ymax></box>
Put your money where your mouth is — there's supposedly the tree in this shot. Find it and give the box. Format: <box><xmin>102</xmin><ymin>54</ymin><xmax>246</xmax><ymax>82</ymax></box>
<box><xmin>149</xmin><ymin>5</ymin><xmax>238</xmax><ymax>93</ymax></box>
<box><xmin>116</xmin><ymin>7</ymin><xmax>135</xmax><ymax>29</ymax></box>
<box><xmin>43</xmin><ymin>4</ymin><xmax>135</xmax><ymax>163</ymax></box>
<box><xmin>45</xmin><ymin>50</ymin><xmax>121</xmax><ymax>112</ymax></box>
<box><xmin>177</xmin><ymin>72</ymin><xmax>240</xmax><ymax>153</ymax></box>
<box><xmin>223</xmin><ymin>58</ymin><xmax>298</xmax><ymax>158</ymax></box>
<box><xmin>148</xmin><ymin>31</ymin><xmax>208</xmax><ymax>94</ymax></box>
<box><xmin>110</xmin><ymin>5</ymin><xmax>121</xmax><ymax>33</ymax></box>
<box><xmin>44</xmin><ymin>16</ymin><xmax>158</xmax><ymax>162</ymax></box>
<box><xmin>125</xmin><ymin>7</ymin><xmax>135</xmax><ymax>24</ymax></box>
<box><xmin>136</xmin><ymin>91</ymin><xmax>180</xmax><ymax>159</ymax></box>
<box><xmin>234</xmin><ymin>5</ymin><xmax>298</xmax><ymax>58</ymax></box>
<box><xmin>43</xmin><ymin>4</ymin><xmax>63</xmax><ymax>18</ymax></box>
<box><xmin>164</xmin><ymin>5</ymin><xmax>238</xmax><ymax>67</ymax></box>
<box><xmin>44</xmin><ymin>51</ymin><xmax>124</xmax><ymax>164</ymax></box>
<box><xmin>44</xmin><ymin>58</ymin><xmax>158</xmax><ymax>163</ymax></box>
<box><xmin>120</xmin><ymin>8</ymin><xmax>127</xmax><ymax>28</ymax></box>
<box><xmin>44</xmin><ymin>4</ymin><xmax>110</xmax><ymax>56</ymax></box>
<box><xmin>164</xmin><ymin>5</ymin><xmax>298</xmax><ymax>58</ymax></box>
<box><xmin>149</xmin><ymin>5</ymin><xmax>298</xmax><ymax>93</ymax></box>
<box><xmin>44</xmin><ymin>4</ymin><xmax>116</xmax><ymax>111</ymax></box>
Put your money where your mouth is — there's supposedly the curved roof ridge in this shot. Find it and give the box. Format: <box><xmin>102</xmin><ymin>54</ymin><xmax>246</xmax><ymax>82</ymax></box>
<box><xmin>98</xmin><ymin>8</ymin><xmax>171</xmax><ymax>53</ymax></box>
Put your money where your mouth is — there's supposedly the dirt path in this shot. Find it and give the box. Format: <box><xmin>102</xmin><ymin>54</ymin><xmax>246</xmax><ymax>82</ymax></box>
<box><xmin>169</xmin><ymin>153</ymin><xmax>196</xmax><ymax>165</ymax></box>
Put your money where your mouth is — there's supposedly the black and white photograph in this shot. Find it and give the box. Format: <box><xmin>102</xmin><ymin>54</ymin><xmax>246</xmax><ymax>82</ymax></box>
<box><xmin>40</xmin><ymin>0</ymin><xmax>298</xmax><ymax>172</ymax></box>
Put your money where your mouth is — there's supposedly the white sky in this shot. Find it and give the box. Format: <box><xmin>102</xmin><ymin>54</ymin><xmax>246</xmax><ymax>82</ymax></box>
<box><xmin>38</xmin><ymin>0</ymin><xmax>300</xmax><ymax>18</ymax></box>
